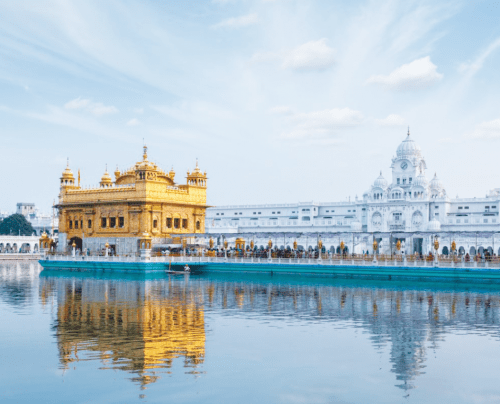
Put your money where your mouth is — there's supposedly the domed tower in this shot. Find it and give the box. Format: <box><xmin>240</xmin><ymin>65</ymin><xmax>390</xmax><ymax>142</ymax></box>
<box><xmin>187</xmin><ymin>160</ymin><xmax>207</xmax><ymax>188</ymax></box>
<box><xmin>391</xmin><ymin>128</ymin><xmax>427</xmax><ymax>190</ymax></box>
<box><xmin>186</xmin><ymin>160</ymin><xmax>207</xmax><ymax>233</ymax></box>
<box><xmin>60</xmin><ymin>160</ymin><xmax>76</xmax><ymax>189</ymax></box>
<box><xmin>370</xmin><ymin>171</ymin><xmax>388</xmax><ymax>200</ymax></box>
<box><xmin>429</xmin><ymin>173</ymin><xmax>446</xmax><ymax>198</ymax></box>
<box><xmin>100</xmin><ymin>166</ymin><xmax>113</xmax><ymax>188</ymax></box>
<box><xmin>169</xmin><ymin>166</ymin><xmax>176</xmax><ymax>181</ymax></box>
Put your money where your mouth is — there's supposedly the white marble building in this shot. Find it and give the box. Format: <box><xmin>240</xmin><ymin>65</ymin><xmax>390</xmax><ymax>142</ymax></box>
<box><xmin>206</xmin><ymin>131</ymin><xmax>500</xmax><ymax>256</ymax></box>
<box><xmin>15</xmin><ymin>203</ymin><xmax>58</xmax><ymax>237</ymax></box>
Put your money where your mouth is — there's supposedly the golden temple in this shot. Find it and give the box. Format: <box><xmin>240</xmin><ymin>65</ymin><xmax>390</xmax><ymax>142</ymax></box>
<box><xmin>56</xmin><ymin>146</ymin><xmax>208</xmax><ymax>254</ymax></box>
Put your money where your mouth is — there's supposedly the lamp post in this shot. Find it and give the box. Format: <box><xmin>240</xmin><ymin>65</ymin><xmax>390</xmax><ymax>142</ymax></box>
<box><xmin>318</xmin><ymin>236</ymin><xmax>323</xmax><ymax>261</ymax></box>
<box><xmin>105</xmin><ymin>242</ymin><xmax>109</xmax><ymax>257</ymax></box>
<box><xmin>372</xmin><ymin>238</ymin><xmax>378</xmax><ymax>264</ymax></box>
<box><xmin>434</xmin><ymin>235</ymin><xmax>439</xmax><ymax>266</ymax></box>
<box><xmin>72</xmin><ymin>241</ymin><xmax>76</xmax><ymax>258</ymax></box>
<box><xmin>268</xmin><ymin>237</ymin><xmax>273</xmax><ymax>262</ymax></box>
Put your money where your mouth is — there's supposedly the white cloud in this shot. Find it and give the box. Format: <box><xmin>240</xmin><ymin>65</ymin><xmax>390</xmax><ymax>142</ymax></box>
<box><xmin>458</xmin><ymin>37</ymin><xmax>500</xmax><ymax>75</ymax></box>
<box><xmin>126</xmin><ymin>118</ymin><xmax>140</xmax><ymax>126</ymax></box>
<box><xmin>268</xmin><ymin>105</ymin><xmax>294</xmax><ymax>115</ymax></box>
<box><xmin>282</xmin><ymin>39</ymin><xmax>335</xmax><ymax>71</ymax></box>
<box><xmin>64</xmin><ymin>97</ymin><xmax>118</xmax><ymax>116</ymax></box>
<box><xmin>133</xmin><ymin>107</ymin><xmax>144</xmax><ymax>114</ymax></box>
<box><xmin>375</xmin><ymin>114</ymin><xmax>406</xmax><ymax>127</ymax></box>
<box><xmin>465</xmin><ymin>119</ymin><xmax>500</xmax><ymax>140</ymax></box>
<box><xmin>281</xmin><ymin>107</ymin><xmax>363</xmax><ymax>140</ymax></box>
<box><xmin>212</xmin><ymin>13</ymin><xmax>258</xmax><ymax>29</ymax></box>
<box><xmin>87</xmin><ymin>103</ymin><xmax>119</xmax><ymax>116</ymax></box>
<box><xmin>366</xmin><ymin>56</ymin><xmax>443</xmax><ymax>90</ymax></box>
<box><xmin>64</xmin><ymin>97</ymin><xmax>90</xmax><ymax>110</ymax></box>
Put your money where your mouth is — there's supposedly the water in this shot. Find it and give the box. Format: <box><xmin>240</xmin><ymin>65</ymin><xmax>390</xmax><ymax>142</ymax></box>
<box><xmin>2</xmin><ymin>261</ymin><xmax>500</xmax><ymax>403</ymax></box>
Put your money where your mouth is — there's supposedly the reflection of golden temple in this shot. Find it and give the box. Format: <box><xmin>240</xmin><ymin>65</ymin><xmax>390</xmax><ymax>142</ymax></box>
<box><xmin>55</xmin><ymin>283</ymin><xmax>205</xmax><ymax>388</ymax></box>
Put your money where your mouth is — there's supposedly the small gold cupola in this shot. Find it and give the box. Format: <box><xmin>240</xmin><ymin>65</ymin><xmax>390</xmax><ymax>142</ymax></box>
<box><xmin>60</xmin><ymin>159</ymin><xmax>75</xmax><ymax>188</ymax></box>
<box><xmin>187</xmin><ymin>159</ymin><xmax>207</xmax><ymax>188</ymax></box>
<box><xmin>114</xmin><ymin>165</ymin><xmax>121</xmax><ymax>180</ymax></box>
<box><xmin>100</xmin><ymin>165</ymin><xmax>113</xmax><ymax>188</ymax></box>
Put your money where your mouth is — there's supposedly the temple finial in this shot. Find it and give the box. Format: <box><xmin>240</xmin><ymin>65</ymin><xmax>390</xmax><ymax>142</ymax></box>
<box><xmin>143</xmin><ymin>144</ymin><xmax>148</xmax><ymax>160</ymax></box>
<box><xmin>407</xmin><ymin>126</ymin><xmax>410</xmax><ymax>137</ymax></box>
<box><xmin>66</xmin><ymin>158</ymin><xmax>69</xmax><ymax>167</ymax></box>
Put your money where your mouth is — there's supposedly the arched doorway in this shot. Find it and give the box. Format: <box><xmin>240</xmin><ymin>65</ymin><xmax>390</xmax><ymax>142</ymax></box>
<box><xmin>442</xmin><ymin>246</ymin><xmax>449</xmax><ymax>255</ymax></box>
<box><xmin>470</xmin><ymin>246</ymin><xmax>476</xmax><ymax>256</ymax></box>
<box><xmin>68</xmin><ymin>237</ymin><xmax>83</xmax><ymax>251</ymax></box>
<box><xmin>459</xmin><ymin>246</ymin><xmax>465</xmax><ymax>255</ymax></box>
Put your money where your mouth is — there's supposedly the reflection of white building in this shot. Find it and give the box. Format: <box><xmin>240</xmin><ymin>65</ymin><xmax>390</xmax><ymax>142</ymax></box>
<box><xmin>207</xmin><ymin>131</ymin><xmax>500</xmax><ymax>256</ymax></box>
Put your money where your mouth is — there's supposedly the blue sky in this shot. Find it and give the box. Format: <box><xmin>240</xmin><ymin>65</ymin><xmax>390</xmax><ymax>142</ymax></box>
<box><xmin>1</xmin><ymin>0</ymin><xmax>500</xmax><ymax>212</ymax></box>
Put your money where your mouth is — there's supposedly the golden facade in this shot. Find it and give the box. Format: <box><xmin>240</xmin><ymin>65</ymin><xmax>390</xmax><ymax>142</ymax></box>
<box><xmin>56</xmin><ymin>146</ymin><xmax>208</xmax><ymax>253</ymax></box>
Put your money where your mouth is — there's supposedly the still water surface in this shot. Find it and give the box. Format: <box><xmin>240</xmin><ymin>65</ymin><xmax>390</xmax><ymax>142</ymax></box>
<box><xmin>1</xmin><ymin>261</ymin><xmax>500</xmax><ymax>403</ymax></box>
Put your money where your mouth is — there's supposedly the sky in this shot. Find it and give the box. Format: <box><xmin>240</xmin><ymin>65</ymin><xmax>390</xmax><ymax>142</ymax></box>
<box><xmin>1</xmin><ymin>0</ymin><xmax>500</xmax><ymax>212</ymax></box>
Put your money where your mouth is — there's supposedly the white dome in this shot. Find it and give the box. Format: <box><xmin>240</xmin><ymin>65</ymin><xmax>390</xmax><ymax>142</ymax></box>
<box><xmin>427</xmin><ymin>218</ymin><xmax>441</xmax><ymax>232</ymax></box>
<box><xmin>430</xmin><ymin>173</ymin><xmax>443</xmax><ymax>190</ymax></box>
<box><xmin>351</xmin><ymin>220</ymin><xmax>362</xmax><ymax>232</ymax></box>
<box><xmin>413</xmin><ymin>173</ymin><xmax>428</xmax><ymax>187</ymax></box>
<box><xmin>373</xmin><ymin>171</ymin><xmax>388</xmax><ymax>189</ymax></box>
<box><xmin>396</xmin><ymin>131</ymin><xmax>422</xmax><ymax>158</ymax></box>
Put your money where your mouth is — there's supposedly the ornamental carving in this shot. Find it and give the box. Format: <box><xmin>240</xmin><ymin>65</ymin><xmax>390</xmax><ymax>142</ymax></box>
<box><xmin>372</xmin><ymin>212</ymin><xmax>382</xmax><ymax>228</ymax></box>
<box><xmin>412</xmin><ymin>211</ymin><xmax>423</xmax><ymax>228</ymax></box>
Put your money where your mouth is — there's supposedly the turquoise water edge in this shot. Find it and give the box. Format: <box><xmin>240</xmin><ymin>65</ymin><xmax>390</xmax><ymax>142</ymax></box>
<box><xmin>39</xmin><ymin>258</ymin><xmax>500</xmax><ymax>284</ymax></box>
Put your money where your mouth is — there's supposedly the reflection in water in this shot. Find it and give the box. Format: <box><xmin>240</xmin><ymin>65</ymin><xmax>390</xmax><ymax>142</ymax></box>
<box><xmin>0</xmin><ymin>261</ymin><xmax>41</xmax><ymax>311</ymax></box>
<box><xmin>3</xmin><ymin>263</ymin><xmax>500</xmax><ymax>396</ymax></box>
<box><xmin>45</xmin><ymin>275</ymin><xmax>205</xmax><ymax>388</ymax></box>
<box><xmin>207</xmin><ymin>279</ymin><xmax>500</xmax><ymax>391</ymax></box>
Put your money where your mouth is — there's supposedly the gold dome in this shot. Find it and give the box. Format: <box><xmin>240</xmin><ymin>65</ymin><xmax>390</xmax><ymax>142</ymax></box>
<box><xmin>101</xmin><ymin>168</ymin><xmax>112</xmax><ymax>183</ymax></box>
<box><xmin>61</xmin><ymin>160</ymin><xmax>74</xmax><ymax>180</ymax></box>
<box><xmin>100</xmin><ymin>166</ymin><xmax>113</xmax><ymax>187</ymax></box>
<box><xmin>114</xmin><ymin>166</ymin><xmax>121</xmax><ymax>179</ymax></box>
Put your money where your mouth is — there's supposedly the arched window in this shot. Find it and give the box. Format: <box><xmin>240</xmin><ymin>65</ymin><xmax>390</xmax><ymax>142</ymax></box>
<box><xmin>196</xmin><ymin>221</ymin><xmax>201</xmax><ymax>230</ymax></box>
